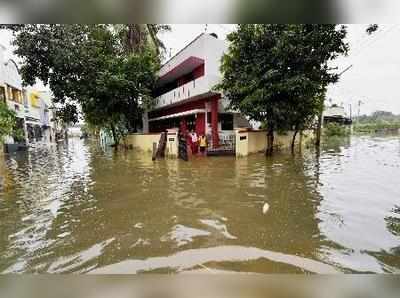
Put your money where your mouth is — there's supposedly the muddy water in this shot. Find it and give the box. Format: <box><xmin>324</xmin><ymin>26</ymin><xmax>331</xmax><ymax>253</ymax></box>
<box><xmin>0</xmin><ymin>135</ymin><xmax>399</xmax><ymax>274</ymax></box>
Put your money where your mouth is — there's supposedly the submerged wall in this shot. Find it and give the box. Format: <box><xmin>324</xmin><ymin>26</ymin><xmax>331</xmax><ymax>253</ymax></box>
<box><xmin>126</xmin><ymin>132</ymin><xmax>179</xmax><ymax>158</ymax></box>
<box><xmin>235</xmin><ymin>129</ymin><xmax>314</xmax><ymax>157</ymax></box>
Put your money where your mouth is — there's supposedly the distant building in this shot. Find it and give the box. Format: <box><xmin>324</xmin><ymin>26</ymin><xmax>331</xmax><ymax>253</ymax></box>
<box><xmin>323</xmin><ymin>105</ymin><xmax>352</xmax><ymax>125</ymax></box>
<box><xmin>1</xmin><ymin>44</ymin><xmax>56</xmax><ymax>148</ymax></box>
<box><xmin>143</xmin><ymin>33</ymin><xmax>251</xmax><ymax>150</ymax></box>
<box><xmin>67</xmin><ymin>124</ymin><xmax>83</xmax><ymax>138</ymax></box>
<box><xmin>0</xmin><ymin>44</ymin><xmax>26</xmax><ymax>145</ymax></box>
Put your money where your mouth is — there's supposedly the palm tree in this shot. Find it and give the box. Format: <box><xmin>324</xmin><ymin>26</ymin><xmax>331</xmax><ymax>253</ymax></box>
<box><xmin>117</xmin><ymin>24</ymin><xmax>170</xmax><ymax>56</ymax></box>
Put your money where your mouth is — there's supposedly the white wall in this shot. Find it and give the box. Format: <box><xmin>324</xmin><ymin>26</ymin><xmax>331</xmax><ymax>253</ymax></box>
<box><xmin>324</xmin><ymin>106</ymin><xmax>346</xmax><ymax>117</ymax></box>
<box><xmin>0</xmin><ymin>59</ymin><xmax>22</xmax><ymax>90</ymax></box>
<box><xmin>203</xmin><ymin>34</ymin><xmax>228</xmax><ymax>79</ymax></box>
<box><xmin>155</xmin><ymin>34</ymin><xmax>229</xmax><ymax>110</ymax></box>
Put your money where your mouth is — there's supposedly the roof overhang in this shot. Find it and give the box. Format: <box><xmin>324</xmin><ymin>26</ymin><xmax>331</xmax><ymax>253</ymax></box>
<box><xmin>157</xmin><ymin>56</ymin><xmax>204</xmax><ymax>87</ymax></box>
<box><xmin>149</xmin><ymin>108</ymin><xmax>206</xmax><ymax>122</ymax></box>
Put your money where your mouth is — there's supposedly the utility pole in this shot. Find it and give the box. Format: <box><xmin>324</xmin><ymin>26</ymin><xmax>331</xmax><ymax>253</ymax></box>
<box><xmin>357</xmin><ymin>100</ymin><xmax>363</xmax><ymax>125</ymax></box>
<box><xmin>316</xmin><ymin>64</ymin><xmax>354</xmax><ymax>147</ymax></box>
<box><xmin>349</xmin><ymin>104</ymin><xmax>352</xmax><ymax>120</ymax></box>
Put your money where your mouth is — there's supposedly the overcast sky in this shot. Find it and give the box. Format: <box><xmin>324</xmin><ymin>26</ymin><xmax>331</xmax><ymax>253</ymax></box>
<box><xmin>1</xmin><ymin>24</ymin><xmax>399</xmax><ymax>116</ymax></box>
<box><xmin>160</xmin><ymin>24</ymin><xmax>400</xmax><ymax>116</ymax></box>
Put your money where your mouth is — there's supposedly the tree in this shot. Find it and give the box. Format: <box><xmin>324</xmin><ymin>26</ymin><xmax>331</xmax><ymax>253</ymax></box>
<box><xmin>116</xmin><ymin>24</ymin><xmax>171</xmax><ymax>56</ymax></box>
<box><xmin>366</xmin><ymin>24</ymin><xmax>379</xmax><ymax>35</ymax></box>
<box><xmin>0</xmin><ymin>101</ymin><xmax>17</xmax><ymax>143</ymax></box>
<box><xmin>218</xmin><ymin>25</ymin><xmax>348</xmax><ymax>155</ymax></box>
<box><xmin>2</xmin><ymin>24</ymin><xmax>162</xmax><ymax>147</ymax></box>
<box><xmin>287</xmin><ymin>92</ymin><xmax>324</xmax><ymax>151</ymax></box>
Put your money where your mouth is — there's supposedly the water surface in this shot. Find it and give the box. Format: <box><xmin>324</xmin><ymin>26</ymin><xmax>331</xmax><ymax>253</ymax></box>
<box><xmin>0</xmin><ymin>135</ymin><xmax>399</xmax><ymax>273</ymax></box>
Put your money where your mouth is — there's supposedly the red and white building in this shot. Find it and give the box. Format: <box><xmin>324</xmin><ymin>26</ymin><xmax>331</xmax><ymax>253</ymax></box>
<box><xmin>143</xmin><ymin>33</ymin><xmax>250</xmax><ymax>150</ymax></box>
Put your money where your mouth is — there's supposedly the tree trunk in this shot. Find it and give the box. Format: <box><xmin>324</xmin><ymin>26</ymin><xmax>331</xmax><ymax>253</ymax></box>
<box><xmin>299</xmin><ymin>131</ymin><xmax>303</xmax><ymax>153</ymax></box>
<box><xmin>315</xmin><ymin>109</ymin><xmax>323</xmax><ymax>147</ymax></box>
<box><xmin>265</xmin><ymin>127</ymin><xmax>274</xmax><ymax>156</ymax></box>
<box><xmin>291</xmin><ymin>130</ymin><xmax>298</xmax><ymax>152</ymax></box>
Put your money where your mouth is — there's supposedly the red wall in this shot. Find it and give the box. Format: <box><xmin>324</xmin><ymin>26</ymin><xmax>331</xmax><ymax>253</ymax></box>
<box><xmin>195</xmin><ymin>113</ymin><xmax>205</xmax><ymax>136</ymax></box>
<box><xmin>149</xmin><ymin>98</ymin><xmax>207</xmax><ymax>119</ymax></box>
<box><xmin>192</xmin><ymin>64</ymin><xmax>205</xmax><ymax>80</ymax></box>
<box><xmin>154</xmin><ymin>64</ymin><xmax>205</xmax><ymax>96</ymax></box>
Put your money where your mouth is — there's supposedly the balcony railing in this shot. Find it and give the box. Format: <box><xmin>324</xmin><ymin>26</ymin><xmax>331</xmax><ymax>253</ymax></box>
<box><xmin>154</xmin><ymin>76</ymin><xmax>216</xmax><ymax>109</ymax></box>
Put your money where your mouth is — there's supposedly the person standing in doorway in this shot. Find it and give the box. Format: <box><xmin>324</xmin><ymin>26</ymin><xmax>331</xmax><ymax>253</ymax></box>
<box><xmin>190</xmin><ymin>130</ymin><xmax>198</xmax><ymax>154</ymax></box>
<box><xmin>199</xmin><ymin>134</ymin><xmax>207</xmax><ymax>156</ymax></box>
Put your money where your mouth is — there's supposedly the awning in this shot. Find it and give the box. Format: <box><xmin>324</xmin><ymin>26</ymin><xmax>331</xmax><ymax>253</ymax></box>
<box><xmin>149</xmin><ymin>109</ymin><xmax>205</xmax><ymax>122</ymax></box>
<box><xmin>25</xmin><ymin>116</ymin><xmax>40</xmax><ymax>124</ymax></box>
<box><xmin>157</xmin><ymin>56</ymin><xmax>205</xmax><ymax>87</ymax></box>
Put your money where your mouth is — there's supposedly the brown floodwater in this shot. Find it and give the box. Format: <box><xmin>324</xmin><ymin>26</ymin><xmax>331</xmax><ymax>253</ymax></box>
<box><xmin>0</xmin><ymin>135</ymin><xmax>399</xmax><ymax>274</ymax></box>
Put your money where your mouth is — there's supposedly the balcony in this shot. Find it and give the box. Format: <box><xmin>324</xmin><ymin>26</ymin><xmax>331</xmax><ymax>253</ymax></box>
<box><xmin>154</xmin><ymin>75</ymin><xmax>220</xmax><ymax>110</ymax></box>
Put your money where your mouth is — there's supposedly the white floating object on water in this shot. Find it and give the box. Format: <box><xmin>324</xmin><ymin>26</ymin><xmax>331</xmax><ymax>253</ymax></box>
<box><xmin>262</xmin><ymin>203</ymin><xmax>270</xmax><ymax>214</ymax></box>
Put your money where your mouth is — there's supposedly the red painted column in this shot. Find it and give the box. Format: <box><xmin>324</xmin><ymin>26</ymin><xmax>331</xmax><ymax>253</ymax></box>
<box><xmin>211</xmin><ymin>95</ymin><xmax>220</xmax><ymax>148</ymax></box>
<box><xmin>195</xmin><ymin>113</ymin><xmax>205</xmax><ymax>136</ymax></box>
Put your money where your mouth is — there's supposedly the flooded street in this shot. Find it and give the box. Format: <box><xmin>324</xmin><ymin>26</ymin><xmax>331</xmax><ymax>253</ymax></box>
<box><xmin>1</xmin><ymin>135</ymin><xmax>400</xmax><ymax>274</ymax></box>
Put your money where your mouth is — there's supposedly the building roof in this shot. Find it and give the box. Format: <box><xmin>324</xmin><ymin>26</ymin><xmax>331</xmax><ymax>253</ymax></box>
<box><xmin>160</xmin><ymin>33</ymin><xmax>205</xmax><ymax>69</ymax></box>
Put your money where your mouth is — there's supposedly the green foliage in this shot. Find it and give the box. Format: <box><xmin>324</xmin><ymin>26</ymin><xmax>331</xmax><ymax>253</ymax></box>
<box><xmin>366</xmin><ymin>24</ymin><xmax>379</xmax><ymax>35</ymax></box>
<box><xmin>324</xmin><ymin>123</ymin><xmax>350</xmax><ymax>137</ymax></box>
<box><xmin>0</xmin><ymin>102</ymin><xmax>17</xmax><ymax>143</ymax></box>
<box><xmin>354</xmin><ymin>122</ymin><xmax>400</xmax><ymax>133</ymax></box>
<box><xmin>12</xmin><ymin>128</ymin><xmax>26</xmax><ymax>143</ymax></box>
<box><xmin>55</xmin><ymin>103</ymin><xmax>79</xmax><ymax>125</ymax></box>
<box><xmin>218</xmin><ymin>25</ymin><xmax>348</xmax><ymax>144</ymax></box>
<box><xmin>354</xmin><ymin>111</ymin><xmax>400</xmax><ymax>133</ymax></box>
<box><xmin>356</xmin><ymin>111</ymin><xmax>400</xmax><ymax>124</ymax></box>
<box><xmin>385</xmin><ymin>206</ymin><xmax>400</xmax><ymax>237</ymax></box>
<box><xmin>2</xmin><ymin>24</ymin><xmax>161</xmax><ymax>146</ymax></box>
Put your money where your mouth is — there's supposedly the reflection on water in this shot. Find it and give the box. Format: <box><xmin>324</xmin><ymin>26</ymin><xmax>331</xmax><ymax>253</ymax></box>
<box><xmin>0</xmin><ymin>135</ymin><xmax>399</xmax><ymax>273</ymax></box>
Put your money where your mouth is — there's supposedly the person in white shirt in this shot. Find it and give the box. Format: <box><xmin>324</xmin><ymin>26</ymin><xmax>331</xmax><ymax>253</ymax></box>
<box><xmin>190</xmin><ymin>130</ymin><xmax>198</xmax><ymax>154</ymax></box>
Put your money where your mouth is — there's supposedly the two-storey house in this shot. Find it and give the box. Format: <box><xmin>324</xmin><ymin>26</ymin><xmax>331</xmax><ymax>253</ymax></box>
<box><xmin>144</xmin><ymin>33</ymin><xmax>250</xmax><ymax>150</ymax></box>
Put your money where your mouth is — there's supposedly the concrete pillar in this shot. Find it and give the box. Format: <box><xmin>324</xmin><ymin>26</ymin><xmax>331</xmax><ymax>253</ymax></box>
<box><xmin>211</xmin><ymin>95</ymin><xmax>219</xmax><ymax>148</ymax></box>
<box><xmin>142</xmin><ymin>112</ymin><xmax>149</xmax><ymax>133</ymax></box>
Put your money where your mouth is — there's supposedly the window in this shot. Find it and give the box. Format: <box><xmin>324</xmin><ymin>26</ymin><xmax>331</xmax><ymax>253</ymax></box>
<box><xmin>206</xmin><ymin>113</ymin><xmax>234</xmax><ymax>130</ymax></box>
<box><xmin>0</xmin><ymin>87</ymin><xmax>6</xmax><ymax>103</ymax></box>
<box><xmin>186</xmin><ymin>115</ymin><xmax>196</xmax><ymax>131</ymax></box>
<box><xmin>220</xmin><ymin>114</ymin><xmax>234</xmax><ymax>130</ymax></box>
<box><xmin>12</xmin><ymin>89</ymin><xmax>20</xmax><ymax>103</ymax></box>
<box><xmin>23</xmin><ymin>91</ymin><xmax>29</xmax><ymax>107</ymax></box>
<box><xmin>7</xmin><ymin>86</ymin><xmax>12</xmax><ymax>100</ymax></box>
<box><xmin>30</xmin><ymin>93</ymin><xmax>41</xmax><ymax>107</ymax></box>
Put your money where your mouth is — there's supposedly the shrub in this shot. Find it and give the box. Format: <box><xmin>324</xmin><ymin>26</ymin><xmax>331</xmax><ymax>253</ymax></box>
<box><xmin>324</xmin><ymin>123</ymin><xmax>350</xmax><ymax>137</ymax></box>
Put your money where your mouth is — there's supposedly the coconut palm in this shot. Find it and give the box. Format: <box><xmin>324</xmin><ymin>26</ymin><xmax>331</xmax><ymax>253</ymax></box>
<box><xmin>115</xmin><ymin>24</ymin><xmax>170</xmax><ymax>56</ymax></box>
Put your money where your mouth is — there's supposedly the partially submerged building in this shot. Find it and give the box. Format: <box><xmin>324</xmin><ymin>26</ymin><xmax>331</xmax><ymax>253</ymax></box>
<box><xmin>0</xmin><ymin>45</ymin><xmax>26</xmax><ymax>146</ymax></box>
<box><xmin>143</xmin><ymin>33</ymin><xmax>250</xmax><ymax>151</ymax></box>
<box><xmin>1</xmin><ymin>45</ymin><xmax>56</xmax><ymax>150</ymax></box>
